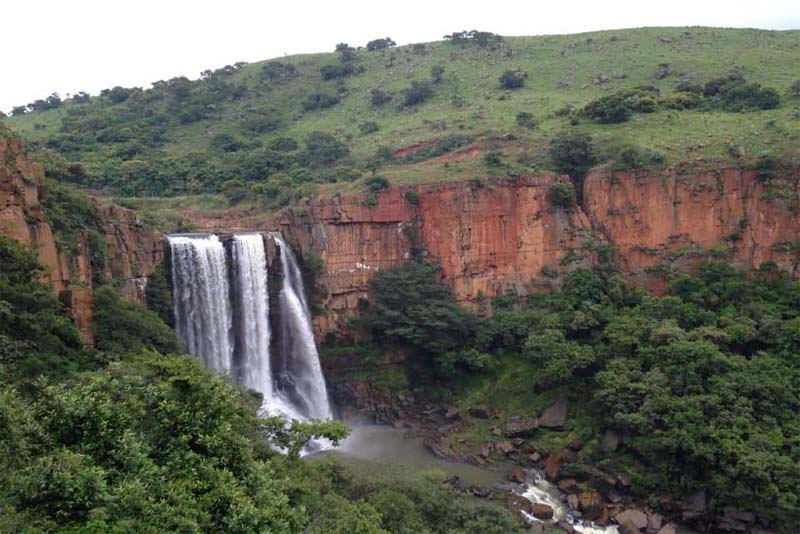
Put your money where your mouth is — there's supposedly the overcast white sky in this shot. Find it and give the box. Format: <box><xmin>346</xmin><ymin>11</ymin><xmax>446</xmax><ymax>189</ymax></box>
<box><xmin>2</xmin><ymin>0</ymin><xmax>799</xmax><ymax>112</ymax></box>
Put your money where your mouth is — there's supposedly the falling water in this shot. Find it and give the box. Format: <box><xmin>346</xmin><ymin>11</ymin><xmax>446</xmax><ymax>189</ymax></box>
<box><xmin>168</xmin><ymin>231</ymin><xmax>331</xmax><ymax>424</ymax></box>
<box><xmin>230</xmin><ymin>233</ymin><xmax>303</xmax><ymax>420</ymax></box>
<box><xmin>168</xmin><ymin>234</ymin><xmax>233</xmax><ymax>372</ymax></box>
<box><xmin>273</xmin><ymin>234</ymin><xmax>333</xmax><ymax>421</ymax></box>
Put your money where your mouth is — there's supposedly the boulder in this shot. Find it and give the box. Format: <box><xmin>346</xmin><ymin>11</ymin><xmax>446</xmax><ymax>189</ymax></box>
<box><xmin>590</xmin><ymin>468</ymin><xmax>617</xmax><ymax>496</ymax></box>
<box><xmin>577</xmin><ymin>490</ymin><xmax>604</xmax><ymax>520</ymax></box>
<box><xmin>557</xmin><ymin>478</ymin><xmax>579</xmax><ymax>494</ymax></box>
<box><xmin>469</xmin><ymin>405</ymin><xmax>495</xmax><ymax>419</ymax></box>
<box><xmin>538</xmin><ymin>399</ymin><xmax>568</xmax><ymax>429</ymax></box>
<box><xmin>618</xmin><ymin>520</ymin><xmax>640</xmax><ymax>534</ymax></box>
<box><xmin>616</xmin><ymin>509</ymin><xmax>648</xmax><ymax>530</ymax></box>
<box><xmin>491</xmin><ymin>426</ymin><xmax>503</xmax><ymax>437</ymax></box>
<box><xmin>505</xmin><ymin>493</ymin><xmax>532</xmax><ymax>515</ymax></box>
<box><xmin>495</xmin><ymin>441</ymin><xmax>515</xmax><ymax>455</ymax></box>
<box><xmin>681</xmin><ymin>490</ymin><xmax>707</xmax><ymax>521</ymax></box>
<box><xmin>647</xmin><ymin>512</ymin><xmax>664</xmax><ymax>531</ymax></box>
<box><xmin>506</xmin><ymin>415</ymin><xmax>539</xmax><ymax>437</ymax></box>
<box><xmin>479</xmin><ymin>445</ymin><xmax>491</xmax><ymax>459</ymax></box>
<box><xmin>469</xmin><ymin>484</ymin><xmax>491</xmax><ymax>498</ymax></box>
<box><xmin>528</xmin><ymin>451</ymin><xmax>542</xmax><ymax>464</ymax></box>
<box><xmin>567</xmin><ymin>494</ymin><xmax>579</xmax><ymax>511</ymax></box>
<box><xmin>542</xmin><ymin>448</ymin><xmax>578</xmax><ymax>480</ymax></box>
<box><xmin>655</xmin><ymin>525</ymin><xmax>676</xmax><ymax>534</ymax></box>
<box><xmin>529</xmin><ymin>522</ymin><xmax>544</xmax><ymax>534</ymax></box>
<box><xmin>507</xmin><ymin>467</ymin><xmax>527</xmax><ymax>483</ymax></box>
<box><xmin>532</xmin><ymin>503</ymin><xmax>555</xmax><ymax>520</ymax></box>
<box><xmin>715</xmin><ymin>510</ymin><xmax>756</xmax><ymax>532</ymax></box>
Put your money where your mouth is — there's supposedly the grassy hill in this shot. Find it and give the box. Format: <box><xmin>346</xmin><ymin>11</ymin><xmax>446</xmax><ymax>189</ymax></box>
<box><xmin>4</xmin><ymin>27</ymin><xmax>800</xmax><ymax>212</ymax></box>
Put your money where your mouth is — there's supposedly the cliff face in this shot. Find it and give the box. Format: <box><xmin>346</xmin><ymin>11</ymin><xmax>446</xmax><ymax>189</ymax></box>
<box><xmin>276</xmin><ymin>176</ymin><xmax>598</xmax><ymax>335</ymax></box>
<box><xmin>276</xmin><ymin>169</ymin><xmax>800</xmax><ymax>335</ymax></box>
<box><xmin>583</xmin><ymin>167</ymin><xmax>800</xmax><ymax>287</ymax></box>
<box><xmin>0</xmin><ymin>136</ymin><xmax>163</xmax><ymax>345</ymax></box>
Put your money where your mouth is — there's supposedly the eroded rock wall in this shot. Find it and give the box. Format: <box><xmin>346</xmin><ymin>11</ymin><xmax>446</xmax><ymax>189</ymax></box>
<box><xmin>0</xmin><ymin>136</ymin><xmax>163</xmax><ymax>346</ymax></box>
<box><xmin>275</xmin><ymin>176</ymin><xmax>598</xmax><ymax>335</ymax></box>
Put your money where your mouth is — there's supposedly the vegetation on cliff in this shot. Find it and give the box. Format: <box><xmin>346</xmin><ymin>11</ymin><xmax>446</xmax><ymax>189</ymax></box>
<box><xmin>5</xmin><ymin>27</ymin><xmax>800</xmax><ymax>212</ymax></box>
<box><xmin>362</xmin><ymin>259</ymin><xmax>800</xmax><ymax>530</ymax></box>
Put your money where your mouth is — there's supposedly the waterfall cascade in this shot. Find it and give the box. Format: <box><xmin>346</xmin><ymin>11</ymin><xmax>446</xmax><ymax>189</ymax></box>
<box><xmin>167</xmin><ymin>232</ymin><xmax>331</xmax><ymax>423</ymax></box>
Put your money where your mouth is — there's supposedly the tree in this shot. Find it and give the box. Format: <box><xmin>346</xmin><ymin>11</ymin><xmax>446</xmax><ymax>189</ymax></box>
<box><xmin>10</xmin><ymin>105</ymin><xmax>27</xmax><ymax>116</ymax></box>
<box><xmin>548</xmin><ymin>130</ymin><xmax>594</xmax><ymax>198</ymax></box>
<box><xmin>335</xmin><ymin>42</ymin><xmax>357</xmax><ymax>62</ymax></box>
<box><xmin>402</xmin><ymin>80</ymin><xmax>434</xmax><ymax>107</ymax></box>
<box><xmin>304</xmin><ymin>131</ymin><xmax>349</xmax><ymax>166</ymax></box>
<box><xmin>582</xmin><ymin>94</ymin><xmax>631</xmax><ymax>123</ymax></box>
<box><xmin>366</xmin><ymin>37</ymin><xmax>396</xmax><ymax>51</ymax></box>
<box><xmin>367</xmin><ymin>261</ymin><xmax>476</xmax><ymax>355</ymax></box>
<box><xmin>499</xmin><ymin>70</ymin><xmax>526</xmax><ymax>89</ymax></box>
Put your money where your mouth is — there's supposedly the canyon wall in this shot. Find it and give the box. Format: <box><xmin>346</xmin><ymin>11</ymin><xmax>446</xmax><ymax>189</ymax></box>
<box><xmin>0</xmin><ymin>136</ymin><xmax>163</xmax><ymax>346</ymax></box>
<box><xmin>275</xmin><ymin>176</ymin><xmax>600</xmax><ymax>335</ymax></box>
<box><xmin>276</xmin><ymin>169</ymin><xmax>800</xmax><ymax>336</ymax></box>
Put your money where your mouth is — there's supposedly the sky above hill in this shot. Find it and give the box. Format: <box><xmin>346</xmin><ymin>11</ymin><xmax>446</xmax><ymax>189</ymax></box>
<box><xmin>3</xmin><ymin>0</ymin><xmax>799</xmax><ymax>112</ymax></box>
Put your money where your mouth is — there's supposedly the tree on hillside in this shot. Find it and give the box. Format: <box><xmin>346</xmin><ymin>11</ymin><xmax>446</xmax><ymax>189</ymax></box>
<box><xmin>402</xmin><ymin>80</ymin><xmax>434</xmax><ymax>107</ymax></box>
<box><xmin>499</xmin><ymin>70</ymin><xmax>526</xmax><ymax>89</ymax></box>
<box><xmin>549</xmin><ymin>130</ymin><xmax>594</xmax><ymax>201</ymax></box>
<box><xmin>11</xmin><ymin>105</ymin><xmax>27</xmax><ymax>116</ymax></box>
<box><xmin>366</xmin><ymin>37</ymin><xmax>396</xmax><ymax>51</ymax></box>
<box><xmin>335</xmin><ymin>42</ymin><xmax>357</xmax><ymax>62</ymax></box>
<box><xmin>431</xmin><ymin>65</ymin><xmax>445</xmax><ymax>84</ymax></box>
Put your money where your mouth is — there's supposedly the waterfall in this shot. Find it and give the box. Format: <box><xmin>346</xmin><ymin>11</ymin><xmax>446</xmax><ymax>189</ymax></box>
<box><xmin>168</xmin><ymin>234</ymin><xmax>233</xmax><ymax>372</ymax></box>
<box><xmin>230</xmin><ymin>233</ymin><xmax>303</xmax><ymax>420</ymax></box>
<box><xmin>273</xmin><ymin>234</ymin><xmax>333</xmax><ymax>421</ymax></box>
<box><xmin>167</xmin><ymin>231</ymin><xmax>331</xmax><ymax>424</ymax></box>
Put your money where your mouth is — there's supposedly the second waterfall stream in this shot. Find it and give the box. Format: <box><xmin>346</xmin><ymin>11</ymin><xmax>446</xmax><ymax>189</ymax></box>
<box><xmin>167</xmin><ymin>232</ymin><xmax>332</xmax><ymax>424</ymax></box>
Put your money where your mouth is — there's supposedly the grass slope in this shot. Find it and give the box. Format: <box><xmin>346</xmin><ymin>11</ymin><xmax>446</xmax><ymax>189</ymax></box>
<box><xmin>6</xmin><ymin>27</ymin><xmax>800</xmax><ymax>206</ymax></box>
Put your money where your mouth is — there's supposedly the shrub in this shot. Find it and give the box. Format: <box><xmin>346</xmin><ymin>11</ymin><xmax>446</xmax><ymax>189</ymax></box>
<box><xmin>320</xmin><ymin>63</ymin><xmax>357</xmax><ymax>80</ymax></box>
<box><xmin>359</xmin><ymin>121</ymin><xmax>380</xmax><ymax>135</ymax></box>
<box><xmin>402</xmin><ymin>80</ymin><xmax>434</xmax><ymax>107</ymax></box>
<box><xmin>484</xmin><ymin>150</ymin><xmax>503</xmax><ymax>167</ymax></box>
<box><xmin>269</xmin><ymin>137</ymin><xmax>298</xmax><ymax>152</ymax></box>
<box><xmin>304</xmin><ymin>131</ymin><xmax>349</xmax><ymax>166</ymax></box>
<box><xmin>302</xmin><ymin>92</ymin><xmax>340</xmax><ymax>111</ymax></box>
<box><xmin>404</xmin><ymin>190</ymin><xmax>419</xmax><ymax>205</ymax></box>
<box><xmin>548</xmin><ymin>182</ymin><xmax>575</xmax><ymax>208</ymax></box>
<box><xmin>790</xmin><ymin>80</ymin><xmax>800</xmax><ymax>97</ymax></box>
<box><xmin>582</xmin><ymin>94</ymin><xmax>631</xmax><ymax>123</ymax></box>
<box><xmin>499</xmin><ymin>70</ymin><xmax>526</xmax><ymax>89</ymax></box>
<box><xmin>370</xmin><ymin>88</ymin><xmax>392</xmax><ymax>107</ymax></box>
<box><xmin>515</xmin><ymin>112</ymin><xmax>539</xmax><ymax>129</ymax></box>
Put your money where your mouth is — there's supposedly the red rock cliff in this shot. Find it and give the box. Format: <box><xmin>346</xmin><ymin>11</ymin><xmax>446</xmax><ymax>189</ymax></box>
<box><xmin>0</xmin><ymin>136</ymin><xmax>163</xmax><ymax>345</ymax></box>
<box><xmin>276</xmin><ymin>176</ymin><xmax>597</xmax><ymax>335</ymax></box>
<box><xmin>276</xmin><ymin>168</ymin><xmax>800</xmax><ymax>336</ymax></box>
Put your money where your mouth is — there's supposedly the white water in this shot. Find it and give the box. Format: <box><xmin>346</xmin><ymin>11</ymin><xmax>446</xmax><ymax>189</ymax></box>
<box><xmin>230</xmin><ymin>234</ymin><xmax>303</xmax><ymax>420</ymax></box>
<box><xmin>168</xmin><ymin>232</ymin><xmax>331</xmax><ymax>426</ymax></box>
<box><xmin>521</xmin><ymin>470</ymin><xmax>619</xmax><ymax>534</ymax></box>
<box><xmin>168</xmin><ymin>234</ymin><xmax>233</xmax><ymax>372</ymax></box>
<box><xmin>273</xmin><ymin>234</ymin><xmax>333</xmax><ymax>421</ymax></box>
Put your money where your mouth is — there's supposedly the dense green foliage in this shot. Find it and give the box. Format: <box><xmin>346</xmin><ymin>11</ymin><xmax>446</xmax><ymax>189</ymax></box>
<box><xmin>366</xmin><ymin>259</ymin><xmax>800</xmax><ymax>529</ymax></box>
<box><xmin>0</xmin><ymin>236</ymin><xmax>520</xmax><ymax>533</ymax></box>
<box><xmin>92</xmin><ymin>286</ymin><xmax>180</xmax><ymax>354</ymax></box>
<box><xmin>367</xmin><ymin>261</ymin><xmax>476</xmax><ymax>356</ymax></box>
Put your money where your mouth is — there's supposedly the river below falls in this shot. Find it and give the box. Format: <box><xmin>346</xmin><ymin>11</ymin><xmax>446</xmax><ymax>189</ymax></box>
<box><xmin>317</xmin><ymin>423</ymin><xmax>698</xmax><ymax>534</ymax></box>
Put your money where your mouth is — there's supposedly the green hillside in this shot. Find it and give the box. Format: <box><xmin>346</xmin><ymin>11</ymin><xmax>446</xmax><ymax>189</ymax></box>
<box><xmin>5</xmin><ymin>27</ymin><xmax>800</xmax><ymax>207</ymax></box>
